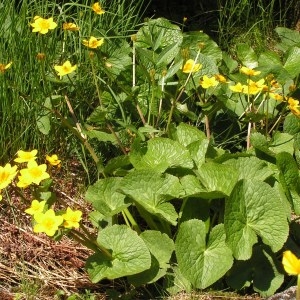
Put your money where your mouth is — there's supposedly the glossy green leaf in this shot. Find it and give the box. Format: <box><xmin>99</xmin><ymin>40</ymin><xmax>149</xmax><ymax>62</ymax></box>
<box><xmin>85</xmin><ymin>178</ymin><xmax>129</xmax><ymax>217</ymax></box>
<box><xmin>120</xmin><ymin>170</ymin><xmax>184</xmax><ymax>225</ymax></box>
<box><xmin>236</xmin><ymin>43</ymin><xmax>258</xmax><ymax>68</ymax></box>
<box><xmin>225</xmin><ymin>179</ymin><xmax>289</xmax><ymax>260</ymax></box>
<box><xmin>284</xmin><ymin>46</ymin><xmax>300</xmax><ymax>78</ymax></box>
<box><xmin>86</xmin><ymin>225</ymin><xmax>151</xmax><ymax>282</ymax></box>
<box><xmin>175</xmin><ymin>220</ymin><xmax>233</xmax><ymax>289</ymax></box>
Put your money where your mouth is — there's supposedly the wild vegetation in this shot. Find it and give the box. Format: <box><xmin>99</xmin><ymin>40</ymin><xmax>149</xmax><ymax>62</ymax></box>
<box><xmin>1</xmin><ymin>0</ymin><xmax>300</xmax><ymax>299</ymax></box>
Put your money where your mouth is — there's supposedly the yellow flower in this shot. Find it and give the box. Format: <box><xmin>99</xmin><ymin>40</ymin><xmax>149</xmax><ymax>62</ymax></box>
<box><xmin>182</xmin><ymin>59</ymin><xmax>202</xmax><ymax>73</ymax></box>
<box><xmin>0</xmin><ymin>163</ymin><xmax>18</xmax><ymax>190</ymax></box>
<box><xmin>18</xmin><ymin>160</ymin><xmax>50</xmax><ymax>186</ymax></box>
<box><xmin>14</xmin><ymin>149</ymin><xmax>38</xmax><ymax>163</ymax></box>
<box><xmin>0</xmin><ymin>62</ymin><xmax>12</xmax><ymax>73</ymax></box>
<box><xmin>46</xmin><ymin>154</ymin><xmax>61</xmax><ymax>166</ymax></box>
<box><xmin>54</xmin><ymin>60</ymin><xmax>77</xmax><ymax>77</ymax></box>
<box><xmin>200</xmin><ymin>75</ymin><xmax>219</xmax><ymax>89</ymax></box>
<box><xmin>215</xmin><ymin>74</ymin><xmax>227</xmax><ymax>83</ymax></box>
<box><xmin>30</xmin><ymin>16</ymin><xmax>57</xmax><ymax>34</ymax></box>
<box><xmin>63</xmin><ymin>22</ymin><xmax>80</xmax><ymax>31</ymax></box>
<box><xmin>229</xmin><ymin>82</ymin><xmax>245</xmax><ymax>93</ymax></box>
<box><xmin>240</xmin><ymin>66</ymin><xmax>261</xmax><ymax>76</ymax></box>
<box><xmin>282</xmin><ymin>250</ymin><xmax>300</xmax><ymax>275</ymax></box>
<box><xmin>269</xmin><ymin>92</ymin><xmax>284</xmax><ymax>102</ymax></box>
<box><xmin>92</xmin><ymin>2</ymin><xmax>105</xmax><ymax>15</ymax></box>
<box><xmin>245</xmin><ymin>78</ymin><xmax>266</xmax><ymax>95</ymax></box>
<box><xmin>62</xmin><ymin>207</ymin><xmax>82</xmax><ymax>229</ymax></box>
<box><xmin>288</xmin><ymin>97</ymin><xmax>300</xmax><ymax>117</ymax></box>
<box><xmin>25</xmin><ymin>200</ymin><xmax>46</xmax><ymax>215</ymax></box>
<box><xmin>82</xmin><ymin>36</ymin><xmax>104</xmax><ymax>49</ymax></box>
<box><xmin>33</xmin><ymin>209</ymin><xmax>63</xmax><ymax>236</ymax></box>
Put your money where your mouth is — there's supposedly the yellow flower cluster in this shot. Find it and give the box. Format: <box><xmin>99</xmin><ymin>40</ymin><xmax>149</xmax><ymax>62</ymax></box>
<box><xmin>0</xmin><ymin>149</ymin><xmax>82</xmax><ymax>237</ymax></box>
<box><xmin>29</xmin><ymin>3</ymin><xmax>105</xmax><ymax>78</ymax></box>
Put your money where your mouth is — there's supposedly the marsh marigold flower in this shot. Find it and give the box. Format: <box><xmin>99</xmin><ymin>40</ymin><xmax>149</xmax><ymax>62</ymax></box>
<box><xmin>240</xmin><ymin>66</ymin><xmax>261</xmax><ymax>76</ymax></box>
<box><xmin>182</xmin><ymin>59</ymin><xmax>202</xmax><ymax>73</ymax></box>
<box><xmin>82</xmin><ymin>36</ymin><xmax>104</xmax><ymax>49</ymax></box>
<box><xmin>62</xmin><ymin>207</ymin><xmax>82</xmax><ymax>229</ymax></box>
<box><xmin>46</xmin><ymin>154</ymin><xmax>61</xmax><ymax>166</ymax></box>
<box><xmin>282</xmin><ymin>250</ymin><xmax>300</xmax><ymax>275</ymax></box>
<box><xmin>0</xmin><ymin>62</ymin><xmax>12</xmax><ymax>73</ymax></box>
<box><xmin>288</xmin><ymin>97</ymin><xmax>300</xmax><ymax>117</ymax></box>
<box><xmin>0</xmin><ymin>163</ymin><xmax>18</xmax><ymax>190</ymax></box>
<box><xmin>92</xmin><ymin>2</ymin><xmax>105</xmax><ymax>15</ymax></box>
<box><xmin>244</xmin><ymin>78</ymin><xmax>266</xmax><ymax>95</ymax></box>
<box><xmin>14</xmin><ymin>149</ymin><xmax>38</xmax><ymax>163</ymax></box>
<box><xmin>63</xmin><ymin>22</ymin><xmax>80</xmax><ymax>31</ymax></box>
<box><xmin>33</xmin><ymin>209</ymin><xmax>63</xmax><ymax>236</ymax></box>
<box><xmin>215</xmin><ymin>74</ymin><xmax>227</xmax><ymax>83</ymax></box>
<box><xmin>54</xmin><ymin>60</ymin><xmax>77</xmax><ymax>77</ymax></box>
<box><xmin>200</xmin><ymin>75</ymin><xmax>219</xmax><ymax>89</ymax></box>
<box><xmin>25</xmin><ymin>200</ymin><xmax>46</xmax><ymax>216</ymax></box>
<box><xmin>30</xmin><ymin>16</ymin><xmax>57</xmax><ymax>34</ymax></box>
<box><xmin>18</xmin><ymin>160</ymin><xmax>49</xmax><ymax>186</ymax></box>
<box><xmin>229</xmin><ymin>82</ymin><xmax>245</xmax><ymax>93</ymax></box>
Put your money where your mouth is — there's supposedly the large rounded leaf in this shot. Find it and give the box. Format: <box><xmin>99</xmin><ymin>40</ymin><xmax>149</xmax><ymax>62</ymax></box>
<box><xmin>224</xmin><ymin>179</ymin><xmax>289</xmax><ymax>260</ymax></box>
<box><xmin>175</xmin><ymin>220</ymin><xmax>233</xmax><ymax>289</ymax></box>
<box><xmin>86</xmin><ymin>225</ymin><xmax>151</xmax><ymax>282</ymax></box>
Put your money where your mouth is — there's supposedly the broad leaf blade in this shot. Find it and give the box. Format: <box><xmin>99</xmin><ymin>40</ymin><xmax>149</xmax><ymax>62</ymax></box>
<box><xmin>86</xmin><ymin>225</ymin><xmax>151</xmax><ymax>282</ymax></box>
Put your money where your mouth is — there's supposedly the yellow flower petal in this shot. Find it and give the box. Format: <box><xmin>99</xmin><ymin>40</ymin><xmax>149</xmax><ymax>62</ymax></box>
<box><xmin>54</xmin><ymin>60</ymin><xmax>77</xmax><ymax>77</ymax></box>
<box><xmin>92</xmin><ymin>2</ymin><xmax>105</xmax><ymax>15</ymax></box>
<box><xmin>282</xmin><ymin>251</ymin><xmax>300</xmax><ymax>275</ymax></box>
<box><xmin>182</xmin><ymin>59</ymin><xmax>202</xmax><ymax>73</ymax></box>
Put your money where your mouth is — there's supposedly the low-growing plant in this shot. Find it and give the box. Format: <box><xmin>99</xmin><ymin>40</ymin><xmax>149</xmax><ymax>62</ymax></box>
<box><xmin>2</xmin><ymin>1</ymin><xmax>300</xmax><ymax>298</ymax></box>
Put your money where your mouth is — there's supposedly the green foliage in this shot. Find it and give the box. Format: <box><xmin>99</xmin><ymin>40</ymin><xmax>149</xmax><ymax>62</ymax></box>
<box><xmin>2</xmin><ymin>0</ymin><xmax>300</xmax><ymax>298</ymax></box>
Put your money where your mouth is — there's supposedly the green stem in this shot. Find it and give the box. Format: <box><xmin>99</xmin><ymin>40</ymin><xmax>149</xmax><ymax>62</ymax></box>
<box><xmin>297</xmin><ymin>274</ymin><xmax>300</xmax><ymax>300</ymax></box>
<box><xmin>123</xmin><ymin>208</ymin><xmax>141</xmax><ymax>234</ymax></box>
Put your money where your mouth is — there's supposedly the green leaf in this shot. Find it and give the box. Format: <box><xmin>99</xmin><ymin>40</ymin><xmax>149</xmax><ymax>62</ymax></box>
<box><xmin>224</xmin><ymin>156</ymin><xmax>274</xmax><ymax>181</ymax></box>
<box><xmin>120</xmin><ymin>170</ymin><xmax>184</xmax><ymax>225</ymax></box>
<box><xmin>222</xmin><ymin>51</ymin><xmax>239</xmax><ymax>73</ymax></box>
<box><xmin>85</xmin><ymin>129</ymin><xmax>117</xmax><ymax>144</ymax></box>
<box><xmin>103</xmin><ymin>155</ymin><xmax>131</xmax><ymax>176</ymax></box>
<box><xmin>269</xmin><ymin>132</ymin><xmax>294</xmax><ymax>155</ymax></box>
<box><xmin>36</xmin><ymin>114</ymin><xmax>51</xmax><ymax>135</ymax></box>
<box><xmin>198</xmin><ymin>162</ymin><xmax>239</xmax><ymax>197</ymax></box>
<box><xmin>85</xmin><ymin>178</ymin><xmax>130</xmax><ymax>217</ymax></box>
<box><xmin>275</xmin><ymin>27</ymin><xmax>300</xmax><ymax>52</ymax></box>
<box><xmin>226</xmin><ymin>244</ymin><xmax>284</xmax><ymax>297</ymax></box>
<box><xmin>236</xmin><ymin>43</ymin><xmax>258</xmax><ymax>68</ymax></box>
<box><xmin>128</xmin><ymin>230</ymin><xmax>174</xmax><ymax>285</ymax></box>
<box><xmin>175</xmin><ymin>220</ymin><xmax>233</xmax><ymax>289</ymax></box>
<box><xmin>86</xmin><ymin>225</ymin><xmax>151</xmax><ymax>282</ymax></box>
<box><xmin>284</xmin><ymin>46</ymin><xmax>300</xmax><ymax>78</ymax></box>
<box><xmin>169</xmin><ymin>123</ymin><xmax>206</xmax><ymax>147</ymax></box>
<box><xmin>129</xmin><ymin>137</ymin><xmax>194</xmax><ymax>173</ymax></box>
<box><xmin>224</xmin><ymin>179</ymin><xmax>289</xmax><ymax>260</ymax></box>
<box><xmin>283</xmin><ymin>113</ymin><xmax>300</xmax><ymax>135</ymax></box>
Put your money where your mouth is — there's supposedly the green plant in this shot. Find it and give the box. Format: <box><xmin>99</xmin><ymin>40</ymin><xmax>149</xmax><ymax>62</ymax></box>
<box><xmin>2</xmin><ymin>2</ymin><xmax>300</xmax><ymax>298</ymax></box>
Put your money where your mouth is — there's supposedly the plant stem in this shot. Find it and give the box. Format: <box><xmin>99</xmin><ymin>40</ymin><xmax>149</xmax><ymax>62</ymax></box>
<box><xmin>297</xmin><ymin>274</ymin><xmax>300</xmax><ymax>300</ymax></box>
<box><xmin>123</xmin><ymin>208</ymin><xmax>141</xmax><ymax>234</ymax></box>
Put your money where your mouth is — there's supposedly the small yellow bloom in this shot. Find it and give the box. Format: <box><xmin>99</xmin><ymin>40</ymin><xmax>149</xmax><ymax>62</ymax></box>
<box><xmin>0</xmin><ymin>163</ymin><xmax>18</xmax><ymax>190</ymax></box>
<box><xmin>62</xmin><ymin>207</ymin><xmax>82</xmax><ymax>229</ymax></box>
<box><xmin>46</xmin><ymin>154</ymin><xmax>61</xmax><ymax>166</ymax></box>
<box><xmin>18</xmin><ymin>160</ymin><xmax>50</xmax><ymax>186</ymax></box>
<box><xmin>30</xmin><ymin>16</ymin><xmax>57</xmax><ymax>34</ymax></box>
<box><xmin>82</xmin><ymin>36</ymin><xmax>104</xmax><ymax>49</ymax></box>
<box><xmin>288</xmin><ymin>97</ymin><xmax>300</xmax><ymax>117</ymax></box>
<box><xmin>92</xmin><ymin>2</ymin><xmax>105</xmax><ymax>15</ymax></box>
<box><xmin>63</xmin><ymin>22</ymin><xmax>80</xmax><ymax>31</ymax></box>
<box><xmin>25</xmin><ymin>200</ymin><xmax>46</xmax><ymax>215</ymax></box>
<box><xmin>282</xmin><ymin>250</ymin><xmax>300</xmax><ymax>275</ymax></box>
<box><xmin>245</xmin><ymin>78</ymin><xmax>266</xmax><ymax>95</ymax></box>
<box><xmin>54</xmin><ymin>60</ymin><xmax>77</xmax><ymax>77</ymax></box>
<box><xmin>229</xmin><ymin>82</ymin><xmax>245</xmax><ymax>93</ymax></box>
<box><xmin>269</xmin><ymin>92</ymin><xmax>284</xmax><ymax>102</ymax></box>
<box><xmin>240</xmin><ymin>66</ymin><xmax>261</xmax><ymax>76</ymax></box>
<box><xmin>182</xmin><ymin>59</ymin><xmax>202</xmax><ymax>73</ymax></box>
<box><xmin>33</xmin><ymin>209</ymin><xmax>63</xmax><ymax>236</ymax></box>
<box><xmin>14</xmin><ymin>149</ymin><xmax>38</xmax><ymax>163</ymax></box>
<box><xmin>200</xmin><ymin>75</ymin><xmax>219</xmax><ymax>89</ymax></box>
<box><xmin>215</xmin><ymin>74</ymin><xmax>227</xmax><ymax>83</ymax></box>
<box><xmin>0</xmin><ymin>62</ymin><xmax>12</xmax><ymax>73</ymax></box>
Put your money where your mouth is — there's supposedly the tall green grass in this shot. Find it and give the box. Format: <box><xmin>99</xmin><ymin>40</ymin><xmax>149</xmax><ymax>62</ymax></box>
<box><xmin>216</xmin><ymin>0</ymin><xmax>298</xmax><ymax>52</ymax></box>
<box><xmin>0</xmin><ymin>0</ymin><xmax>146</xmax><ymax>162</ymax></box>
